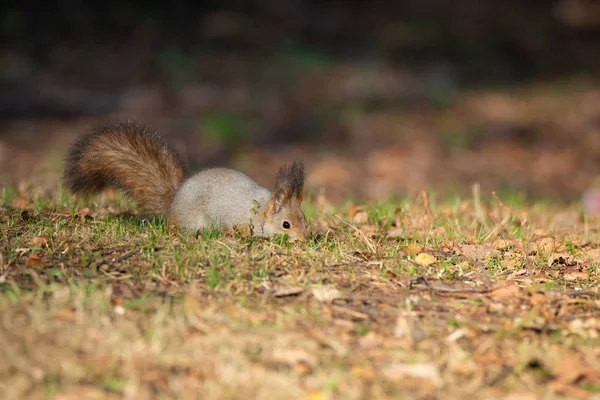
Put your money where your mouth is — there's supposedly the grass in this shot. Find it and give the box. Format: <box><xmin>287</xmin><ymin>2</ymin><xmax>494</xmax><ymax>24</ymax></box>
<box><xmin>1</xmin><ymin>187</ymin><xmax>600</xmax><ymax>399</ymax></box>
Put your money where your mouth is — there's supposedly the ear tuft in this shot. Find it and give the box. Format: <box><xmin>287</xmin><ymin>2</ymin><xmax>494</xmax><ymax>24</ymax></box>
<box><xmin>269</xmin><ymin>189</ymin><xmax>286</xmax><ymax>214</ymax></box>
<box><xmin>275</xmin><ymin>160</ymin><xmax>305</xmax><ymax>202</ymax></box>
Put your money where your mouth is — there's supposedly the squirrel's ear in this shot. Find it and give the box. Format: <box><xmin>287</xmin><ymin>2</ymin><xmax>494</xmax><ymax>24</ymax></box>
<box><xmin>275</xmin><ymin>160</ymin><xmax>304</xmax><ymax>204</ymax></box>
<box><xmin>266</xmin><ymin>189</ymin><xmax>287</xmax><ymax>215</ymax></box>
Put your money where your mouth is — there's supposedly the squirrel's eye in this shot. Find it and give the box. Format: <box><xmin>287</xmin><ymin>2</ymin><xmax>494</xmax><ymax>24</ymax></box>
<box><xmin>282</xmin><ymin>221</ymin><xmax>291</xmax><ymax>229</ymax></box>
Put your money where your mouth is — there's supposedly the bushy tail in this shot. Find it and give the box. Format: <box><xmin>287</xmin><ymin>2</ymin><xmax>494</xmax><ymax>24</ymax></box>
<box><xmin>64</xmin><ymin>120</ymin><xmax>187</xmax><ymax>215</ymax></box>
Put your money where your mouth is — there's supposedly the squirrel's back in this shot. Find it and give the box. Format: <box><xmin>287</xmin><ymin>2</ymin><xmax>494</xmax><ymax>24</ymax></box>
<box><xmin>170</xmin><ymin>168</ymin><xmax>271</xmax><ymax>232</ymax></box>
<box><xmin>64</xmin><ymin>120</ymin><xmax>187</xmax><ymax>215</ymax></box>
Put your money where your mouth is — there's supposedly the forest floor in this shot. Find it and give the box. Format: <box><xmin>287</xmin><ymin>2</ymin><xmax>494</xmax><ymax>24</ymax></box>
<box><xmin>1</xmin><ymin>188</ymin><xmax>599</xmax><ymax>399</ymax></box>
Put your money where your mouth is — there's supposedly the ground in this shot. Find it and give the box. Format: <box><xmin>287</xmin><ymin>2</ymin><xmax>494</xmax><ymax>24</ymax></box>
<box><xmin>1</xmin><ymin>187</ymin><xmax>599</xmax><ymax>400</ymax></box>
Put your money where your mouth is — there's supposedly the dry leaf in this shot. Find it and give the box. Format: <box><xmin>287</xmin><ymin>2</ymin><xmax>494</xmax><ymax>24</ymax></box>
<box><xmin>25</xmin><ymin>255</ymin><xmax>44</xmax><ymax>267</ymax></box>
<box><xmin>55</xmin><ymin>308</ymin><xmax>77</xmax><ymax>321</ymax></box>
<box><xmin>551</xmin><ymin>353</ymin><xmax>594</xmax><ymax>385</ymax></box>
<box><xmin>459</xmin><ymin>244</ymin><xmax>499</xmax><ymax>262</ymax></box>
<box><xmin>271</xmin><ymin>348</ymin><xmax>317</xmax><ymax>368</ymax></box>
<box><xmin>404</xmin><ymin>243</ymin><xmax>422</xmax><ymax>256</ymax></box>
<box><xmin>304</xmin><ymin>392</ymin><xmax>327</xmax><ymax>400</ymax></box>
<box><xmin>533</xmin><ymin>237</ymin><xmax>557</xmax><ymax>254</ymax></box>
<box><xmin>351</xmin><ymin>211</ymin><xmax>369</xmax><ymax>225</ymax></box>
<box><xmin>78</xmin><ymin>207</ymin><xmax>90</xmax><ymax>219</ymax></box>
<box><xmin>311</xmin><ymin>285</ymin><xmax>341</xmax><ymax>302</ymax></box>
<box><xmin>30</xmin><ymin>236</ymin><xmax>49</xmax><ymax>247</ymax></box>
<box><xmin>584</xmin><ymin>249</ymin><xmax>600</xmax><ymax>264</ymax></box>
<box><xmin>351</xmin><ymin>365</ymin><xmax>375</xmax><ymax>380</ymax></box>
<box><xmin>358</xmin><ymin>331</ymin><xmax>382</xmax><ymax>349</ymax></box>
<box><xmin>11</xmin><ymin>196</ymin><xmax>32</xmax><ymax>210</ymax></box>
<box><xmin>548</xmin><ymin>253</ymin><xmax>582</xmax><ymax>267</ymax></box>
<box><xmin>415</xmin><ymin>253</ymin><xmax>436</xmax><ymax>267</ymax></box>
<box><xmin>486</xmin><ymin>281</ymin><xmax>521</xmax><ymax>298</ymax></box>
<box><xmin>271</xmin><ymin>283</ymin><xmax>304</xmax><ymax>297</ymax></box>
<box><xmin>492</xmin><ymin>239</ymin><xmax>517</xmax><ymax>250</ymax></box>
<box><xmin>386</xmin><ymin>227</ymin><xmax>406</xmax><ymax>238</ymax></box>
<box><xmin>563</xmin><ymin>271</ymin><xmax>588</xmax><ymax>281</ymax></box>
<box><xmin>382</xmin><ymin>363</ymin><xmax>441</xmax><ymax>385</ymax></box>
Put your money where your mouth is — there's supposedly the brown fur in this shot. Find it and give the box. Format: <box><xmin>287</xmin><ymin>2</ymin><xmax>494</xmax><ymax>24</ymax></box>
<box><xmin>64</xmin><ymin>120</ymin><xmax>187</xmax><ymax>215</ymax></box>
<box><xmin>267</xmin><ymin>161</ymin><xmax>305</xmax><ymax>215</ymax></box>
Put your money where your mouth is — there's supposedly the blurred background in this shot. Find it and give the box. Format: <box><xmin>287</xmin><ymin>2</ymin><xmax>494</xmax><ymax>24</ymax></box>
<box><xmin>1</xmin><ymin>0</ymin><xmax>600</xmax><ymax>204</ymax></box>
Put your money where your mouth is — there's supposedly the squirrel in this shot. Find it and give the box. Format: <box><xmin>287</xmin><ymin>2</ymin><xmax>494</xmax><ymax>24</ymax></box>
<box><xmin>64</xmin><ymin>120</ymin><xmax>308</xmax><ymax>241</ymax></box>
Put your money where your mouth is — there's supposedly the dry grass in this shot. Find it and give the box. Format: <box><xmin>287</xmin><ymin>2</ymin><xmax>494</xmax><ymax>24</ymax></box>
<box><xmin>1</xmin><ymin>187</ymin><xmax>600</xmax><ymax>399</ymax></box>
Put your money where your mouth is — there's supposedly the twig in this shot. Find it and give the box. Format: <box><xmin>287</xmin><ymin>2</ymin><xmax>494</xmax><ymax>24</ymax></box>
<box><xmin>335</xmin><ymin>216</ymin><xmax>377</xmax><ymax>254</ymax></box>
<box><xmin>329</xmin><ymin>304</ymin><xmax>370</xmax><ymax>320</ymax></box>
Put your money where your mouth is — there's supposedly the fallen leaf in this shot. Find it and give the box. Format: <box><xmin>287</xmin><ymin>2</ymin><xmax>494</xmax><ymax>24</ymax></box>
<box><xmin>404</xmin><ymin>243</ymin><xmax>422</xmax><ymax>256</ymax></box>
<box><xmin>492</xmin><ymin>239</ymin><xmax>517</xmax><ymax>251</ymax></box>
<box><xmin>271</xmin><ymin>283</ymin><xmax>304</xmax><ymax>297</ymax></box>
<box><xmin>78</xmin><ymin>207</ymin><xmax>90</xmax><ymax>220</ymax></box>
<box><xmin>386</xmin><ymin>227</ymin><xmax>406</xmax><ymax>238</ymax></box>
<box><xmin>414</xmin><ymin>253</ymin><xmax>436</xmax><ymax>267</ymax></box>
<box><xmin>529</xmin><ymin>292</ymin><xmax>549</xmax><ymax>305</ymax></box>
<box><xmin>304</xmin><ymin>392</ymin><xmax>327</xmax><ymax>400</ymax></box>
<box><xmin>358</xmin><ymin>331</ymin><xmax>382</xmax><ymax>349</ymax></box>
<box><xmin>547</xmin><ymin>381</ymin><xmax>592</xmax><ymax>399</ymax></box>
<box><xmin>351</xmin><ymin>365</ymin><xmax>375</xmax><ymax>380</ymax></box>
<box><xmin>55</xmin><ymin>308</ymin><xmax>77</xmax><ymax>321</ymax></box>
<box><xmin>350</xmin><ymin>209</ymin><xmax>369</xmax><ymax>225</ymax></box>
<box><xmin>533</xmin><ymin>237</ymin><xmax>557</xmax><ymax>254</ymax></box>
<box><xmin>25</xmin><ymin>255</ymin><xmax>44</xmax><ymax>267</ymax></box>
<box><xmin>12</xmin><ymin>196</ymin><xmax>32</xmax><ymax>210</ymax></box>
<box><xmin>54</xmin><ymin>386</ymin><xmax>107</xmax><ymax>400</ymax></box>
<box><xmin>551</xmin><ymin>353</ymin><xmax>595</xmax><ymax>385</ymax></box>
<box><xmin>382</xmin><ymin>363</ymin><xmax>441</xmax><ymax>385</ymax></box>
<box><xmin>271</xmin><ymin>348</ymin><xmax>317</xmax><ymax>368</ymax></box>
<box><xmin>30</xmin><ymin>236</ymin><xmax>49</xmax><ymax>247</ymax></box>
<box><xmin>311</xmin><ymin>285</ymin><xmax>341</xmax><ymax>302</ymax></box>
<box><xmin>563</xmin><ymin>271</ymin><xmax>588</xmax><ymax>281</ymax></box>
<box><xmin>548</xmin><ymin>253</ymin><xmax>582</xmax><ymax>267</ymax></box>
<box><xmin>459</xmin><ymin>244</ymin><xmax>499</xmax><ymax>262</ymax></box>
<box><xmin>486</xmin><ymin>281</ymin><xmax>521</xmax><ymax>298</ymax></box>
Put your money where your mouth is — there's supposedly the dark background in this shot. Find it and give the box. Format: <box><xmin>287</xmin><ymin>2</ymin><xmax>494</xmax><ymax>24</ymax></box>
<box><xmin>2</xmin><ymin>0</ymin><xmax>600</xmax><ymax>202</ymax></box>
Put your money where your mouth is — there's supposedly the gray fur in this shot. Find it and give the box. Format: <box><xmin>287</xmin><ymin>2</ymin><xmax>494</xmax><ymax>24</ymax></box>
<box><xmin>170</xmin><ymin>168</ymin><xmax>271</xmax><ymax>234</ymax></box>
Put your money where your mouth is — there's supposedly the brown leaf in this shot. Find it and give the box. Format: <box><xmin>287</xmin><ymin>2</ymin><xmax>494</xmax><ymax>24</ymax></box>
<box><xmin>270</xmin><ymin>348</ymin><xmax>317</xmax><ymax>368</ymax></box>
<box><xmin>415</xmin><ymin>253</ymin><xmax>436</xmax><ymax>267</ymax></box>
<box><xmin>55</xmin><ymin>308</ymin><xmax>77</xmax><ymax>321</ymax></box>
<box><xmin>351</xmin><ymin>365</ymin><xmax>376</xmax><ymax>380</ymax></box>
<box><xmin>351</xmin><ymin>210</ymin><xmax>369</xmax><ymax>225</ymax></box>
<box><xmin>271</xmin><ymin>283</ymin><xmax>304</xmax><ymax>297</ymax></box>
<box><xmin>382</xmin><ymin>363</ymin><xmax>441</xmax><ymax>385</ymax></box>
<box><xmin>404</xmin><ymin>243</ymin><xmax>422</xmax><ymax>257</ymax></box>
<box><xmin>459</xmin><ymin>244</ymin><xmax>499</xmax><ymax>262</ymax></box>
<box><xmin>78</xmin><ymin>207</ymin><xmax>90</xmax><ymax>220</ymax></box>
<box><xmin>551</xmin><ymin>353</ymin><xmax>595</xmax><ymax>385</ymax></box>
<box><xmin>548</xmin><ymin>253</ymin><xmax>582</xmax><ymax>267</ymax></box>
<box><xmin>25</xmin><ymin>255</ymin><xmax>44</xmax><ymax>267</ymax></box>
<box><xmin>563</xmin><ymin>271</ymin><xmax>589</xmax><ymax>281</ymax></box>
<box><xmin>492</xmin><ymin>238</ymin><xmax>518</xmax><ymax>251</ymax></box>
<box><xmin>584</xmin><ymin>248</ymin><xmax>600</xmax><ymax>263</ymax></box>
<box><xmin>30</xmin><ymin>236</ymin><xmax>49</xmax><ymax>247</ymax></box>
<box><xmin>533</xmin><ymin>237</ymin><xmax>557</xmax><ymax>254</ymax></box>
<box><xmin>486</xmin><ymin>281</ymin><xmax>521</xmax><ymax>298</ymax></box>
<box><xmin>311</xmin><ymin>285</ymin><xmax>341</xmax><ymax>302</ymax></box>
<box><xmin>386</xmin><ymin>227</ymin><xmax>406</xmax><ymax>238</ymax></box>
<box><xmin>358</xmin><ymin>331</ymin><xmax>382</xmax><ymax>349</ymax></box>
<box><xmin>11</xmin><ymin>196</ymin><xmax>32</xmax><ymax>210</ymax></box>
